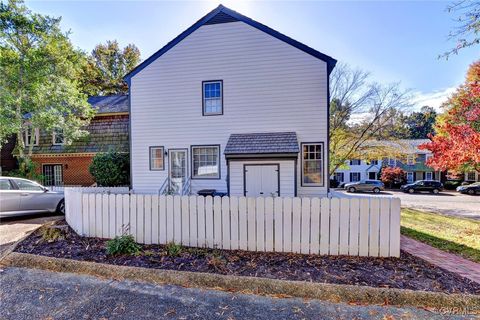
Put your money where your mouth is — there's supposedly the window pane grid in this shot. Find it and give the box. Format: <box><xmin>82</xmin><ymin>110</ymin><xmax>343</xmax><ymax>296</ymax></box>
<box><xmin>150</xmin><ymin>147</ymin><xmax>164</xmax><ymax>170</ymax></box>
<box><xmin>192</xmin><ymin>146</ymin><xmax>219</xmax><ymax>178</ymax></box>
<box><xmin>203</xmin><ymin>81</ymin><xmax>222</xmax><ymax>115</ymax></box>
<box><xmin>302</xmin><ymin>143</ymin><xmax>323</xmax><ymax>186</ymax></box>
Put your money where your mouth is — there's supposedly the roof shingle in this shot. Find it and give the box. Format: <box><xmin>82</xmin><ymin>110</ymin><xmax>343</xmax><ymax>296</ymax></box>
<box><xmin>224</xmin><ymin>132</ymin><xmax>299</xmax><ymax>155</ymax></box>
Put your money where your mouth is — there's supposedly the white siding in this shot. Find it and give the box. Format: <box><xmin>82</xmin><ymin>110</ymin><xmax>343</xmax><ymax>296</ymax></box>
<box><xmin>131</xmin><ymin>21</ymin><xmax>328</xmax><ymax>196</ymax></box>
<box><xmin>229</xmin><ymin>160</ymin><xmax>295</xmax><ymax>197</ymax></box>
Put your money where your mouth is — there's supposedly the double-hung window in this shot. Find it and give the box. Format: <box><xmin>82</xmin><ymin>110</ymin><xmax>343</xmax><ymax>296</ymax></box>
<box><xmin>302</xmin><ymin>143</ymin><xmax>324</xmax><ymax>186</ymax></box>
<box><xmin>407</xmin><ymin>154</ymin><xmax>415</xmax><ymax>165</ymax></box>
<box><xmin>191</xmin><ymin>145</ymin><xmax>220</xmax><ymax>179</ymax></box>
<box><xmin>52</xmin><ymin>128</ymin><xmax>65</xmax><ymax>145</ymax></box>
<box><xmin>203</xmin><ymin>81</ymin><xmax>223</xmax><ymax>115</ymax></box>
<box><xmin>350</xmin><ymin>172</ymin><xmax>361</xmax><ymax>182</ymax></box>
<box><xmin>23</xmin><ymin>127</ymin><xmax>39</xmax><ymax>146</ymax></box>
<box><xmin>149</xmin><ymin>146</ymin><xmax>165</xmax><ymax>170</ymax></box>
<box><xmin>350</xmin><ymin>159</ymin><xmax>361</xmax><ymax>166</ymax></box>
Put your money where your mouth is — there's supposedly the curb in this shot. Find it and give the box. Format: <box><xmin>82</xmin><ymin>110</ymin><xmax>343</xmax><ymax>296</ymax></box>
<box><xmin>1</xmin><ymin>252</ymin><xmax>479</xmax><ymax>312</ymax></box>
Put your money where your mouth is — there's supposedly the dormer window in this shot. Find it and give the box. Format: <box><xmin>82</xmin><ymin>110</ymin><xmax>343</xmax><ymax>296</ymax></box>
<box><xmin>52</xmin><ymin>128</ymin><xmax>65</xmax><ymax>145</ymax></box>
<box><xmin>202</xmin><ymin>80</ymin><xmax>223</xmax><ymax>115</ymax></box>
<box><xmin>23</xmin><ymin>127</ymin><xmax>39</xmax><ymax>146</ymax></box>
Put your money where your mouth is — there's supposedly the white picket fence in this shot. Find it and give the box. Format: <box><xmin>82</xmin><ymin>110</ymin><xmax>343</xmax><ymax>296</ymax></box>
<box><xmin>64</xmin><ymin>188</ymin><xmax>401</xmax><ymax>257</ymax></box>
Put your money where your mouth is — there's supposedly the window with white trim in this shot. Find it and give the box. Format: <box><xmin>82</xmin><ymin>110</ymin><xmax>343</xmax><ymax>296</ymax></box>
<box><xmin>350</xmin><ymin>159</ymin><xmax>361</xmax><ymax>165</ymax></box>
<box><xmin>425</xmin><ymin>172</ymin><xmax>433</xmax><ymax>180</ymax></box>
<box><xmin>407</xmin><ymin>154</ymin><xmax>415</xmax><ymax>165</ymax></box>
<box><xmin>192</xmin><ymin>145</ymin><xmax>220</xmax><ymax>179</ymax></box>
<box><xmin>52</xmin><ymin>128</ymin><xmax>65</xmax><ymax>145</ymax></box>
<box><xmin>388</xmin><ymin>157</ymin><xmax>396</xmax><ymax>166</ymax></box>
<box><xmin>149</xmin><ymin>146</ymin><xmax>164</xmax><ymax>170</ymax></box>
<box><xmin>407</xmin><ymin>172</ymin><xmax>414</xmax><ymax>182</ymax></box>
<box><xmin>203</xmin><ymin>81</ymin><xmax>223</xmax><ymax>115</ymax></box>
<box><xmin>302</xmin><ymin>143</ymin><xmax>323</xmax><ymax>186</ymax></box>
<box><xmin>467</xmin><ymin>172</ymin><xmax>476</xmax><ymax>181</ymax></box>
<box><xmin>350</xmin><ymin>172</ymin><xmax>361</xmax><ymax>182</ymax></box>
<box><xmin>23</xmin><ymin>127</ymin><xmax>39</xmax><ymax>146</ymax></box>
<box><xmin>334</xmin><ymin>172</ymin><xmax>344</xmax><ymax>182</ymax></box>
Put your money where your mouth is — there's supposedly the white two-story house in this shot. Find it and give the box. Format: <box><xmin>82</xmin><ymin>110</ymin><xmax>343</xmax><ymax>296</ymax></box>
<box><xmin>125</xmin><ymin>5</ymin><xmax>336</xmax><ymax>197</ymax></box>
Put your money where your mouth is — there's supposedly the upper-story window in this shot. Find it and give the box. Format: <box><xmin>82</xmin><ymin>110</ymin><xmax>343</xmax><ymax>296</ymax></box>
<box><xmin>388</xmin><ymin>157</ymin><xmax>396</xmax><ymax>166</ymax></box>
<box><xmin>350</xmin><ymin>159</ymin><xmax>361</xmax><ymax>166</ymax></box>
<box><xmin>23</xmin><ymin>127</ymin><xmax>39</xmax><ymax>146</ymax></box>
<box><xmin>406</xmin><ymin>154</ymin><xmax>415</xmax><ymax>165</ymax></box>
<box><xmin>52</xmin><ymin>128</ymin><xmax>65</xmax><ymax>145</ymax></box>
<box><xmin>369</xmin><ymin>160</ymin><xmax>379</xmax><ymax>165</ymax></box>
<box><xmin>202</xmin><ymin>80</ymin><xmax>223</xmax><ymax>115</ymax></box>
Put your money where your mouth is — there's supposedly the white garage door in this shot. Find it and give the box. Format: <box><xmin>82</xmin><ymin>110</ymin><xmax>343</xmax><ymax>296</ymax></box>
<box><xmin>244</xmin><ymin>165</ymin><xmax>279</xmax><ymax>197</ymax></box>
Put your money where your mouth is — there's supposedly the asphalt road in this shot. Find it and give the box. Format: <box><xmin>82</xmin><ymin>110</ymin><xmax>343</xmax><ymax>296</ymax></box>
<box><xmin>0</xmin><ymin>267</ymin><xmax>471</xmax><ymax>320</ymax></box>
<box><xmin>332</xmin><ymin>190</ymin><xmax>480</xmax><ymax>220</ymax></box>
<box><xmin>0</xmin><ymin>214</ymin><xmax>62</xmax><ymax>257</ymax></box>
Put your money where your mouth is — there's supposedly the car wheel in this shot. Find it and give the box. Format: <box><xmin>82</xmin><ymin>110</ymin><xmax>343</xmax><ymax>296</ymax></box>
<box><xmin>56</xmin><ymin>199</ymin><xmax>65</xmax><ymax>215</ymax></box>
<box><xmin>348</xmin><ymin>187</ymin><xmax>356</xmax><ymax>193</ymax></box>
<box><xmin>468</xmin><ymin>189</ymin><xmax>475</xmax><ymax>195</ymax></box>
<box><xmin>408</xmin><ymin>188</ymin><xmax>415</xmax><ymax>194</ymax></box>
<box><xmin>373</xmin><ymin>187</ymin><xmax>380</xmax><ymax>194</ymax></box>
<box><xmin>432</xmin><ymin>189</ymin><xmax>439</xmax><ymax>194</ymax></box>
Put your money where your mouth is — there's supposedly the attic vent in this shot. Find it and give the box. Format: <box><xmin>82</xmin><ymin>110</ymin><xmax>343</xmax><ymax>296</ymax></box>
<box><xmin>204</xmin><ymin>11</ymin><xmax>239</xmax><ymax>25</ymax></box>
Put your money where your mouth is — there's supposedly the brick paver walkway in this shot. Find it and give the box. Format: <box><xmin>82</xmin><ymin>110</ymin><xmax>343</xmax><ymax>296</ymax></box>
<box><xmin>401</xmin><ymin>235</ymin><xmax>480</xmax><ymax>285</ymax></box>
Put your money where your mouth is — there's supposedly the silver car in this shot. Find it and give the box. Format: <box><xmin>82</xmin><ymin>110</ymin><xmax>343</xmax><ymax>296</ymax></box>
<box><xmin>344</xmin><ymin>180</ymin><xmax>385</xmax><ymax>193</ymax></box>
<box><xmin>0</xmin><ymin>177</ymin><xmax>64</xmax><ymax>217</ymax></box>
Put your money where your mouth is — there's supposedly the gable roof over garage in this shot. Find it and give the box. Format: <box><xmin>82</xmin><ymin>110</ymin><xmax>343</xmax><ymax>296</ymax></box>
<box><xmin>124</xmin><ymin>5</ymin><xmax>337</xmax><ymax>83</ymax></box>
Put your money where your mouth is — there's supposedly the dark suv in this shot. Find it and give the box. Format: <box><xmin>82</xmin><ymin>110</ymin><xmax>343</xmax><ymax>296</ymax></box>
<box><xmin>400</xmin><ymin>180</ymin><xmax>444</xmax><ymax>194</ymax></box>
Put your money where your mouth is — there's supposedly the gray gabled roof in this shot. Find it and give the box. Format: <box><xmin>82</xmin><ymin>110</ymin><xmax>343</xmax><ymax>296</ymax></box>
<box><xmin>224</xmin><ymin>132</ymin><xmax>299</xmax><ymax>155</ymax></box>
<box><xmin>124</xmin><ymin>5</ymin><xmax>336</xmax><ymax>82</ymax></box>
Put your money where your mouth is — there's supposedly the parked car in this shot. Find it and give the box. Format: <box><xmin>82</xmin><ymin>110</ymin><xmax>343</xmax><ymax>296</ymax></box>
<box><xmin>344</xmin><ymin>180</ymin><xmax>385</xmax><ymax>193</ymax></box>
<box><xmin>456</xmin><ymin>182</ymin><xmax>480</xmax><ymax>195</ymax></box>
<box><xmin>400</xmin><ymin>180</ymin><xmax>443</xmax><ymax>194</ymax></box>
<box><xmin>0</xmin><ymin>177</ymin><xmax>64</xmax><ymax>217</ymax></box>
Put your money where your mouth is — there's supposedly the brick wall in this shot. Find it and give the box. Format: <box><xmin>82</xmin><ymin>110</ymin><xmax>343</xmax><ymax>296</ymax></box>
<box><xmin>31</xmin><ymin>154</ymin><xmax>95</xmax><ymax>186</ymax></box>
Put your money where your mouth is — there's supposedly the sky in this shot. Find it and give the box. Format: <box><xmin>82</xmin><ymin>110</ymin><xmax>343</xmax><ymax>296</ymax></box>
<box><xmin>25</xmin><ymin>0</ymin><xmax>479</xmax><ymax>112</ymax></box>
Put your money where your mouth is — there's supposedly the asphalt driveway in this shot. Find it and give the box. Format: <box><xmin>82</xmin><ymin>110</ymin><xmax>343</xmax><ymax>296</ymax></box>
<box><xmin>332</xmin><ymin>190</ymin><xmax>480</xmax><ymax>220</ymax></box>
<box><xmin>0</xmin><ymin>267</ymin><xmax>469</xmax><ymax>320</ymax></box>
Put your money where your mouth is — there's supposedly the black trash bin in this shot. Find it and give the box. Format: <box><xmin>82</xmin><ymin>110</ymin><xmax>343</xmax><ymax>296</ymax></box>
<box><xmin>197</xmin><ymin>189</ymin><xmax>216</xmax><ymax>197</ymax></box>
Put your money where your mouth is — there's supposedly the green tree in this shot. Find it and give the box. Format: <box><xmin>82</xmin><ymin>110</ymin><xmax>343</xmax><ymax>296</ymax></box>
<box><xmin>0</xmin><ymin>0</ymin><xmax>94</xmax><ymax>172</ymax></box>
<box><xmin>404</xmin><ymin>106</ymin><xmax>437</xmax><ymax>139</ymax></box>
<box><xmin>80</xmin><ymin>40</ymin><xmax>140</xmax><ymax>96</ymax></box>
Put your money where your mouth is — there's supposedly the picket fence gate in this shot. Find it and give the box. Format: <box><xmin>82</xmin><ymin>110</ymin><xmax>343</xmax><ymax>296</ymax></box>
<box><xmin>64</xmin><ymin>188</ymin><xmax>401</xmax><ymax>257</ymax></box>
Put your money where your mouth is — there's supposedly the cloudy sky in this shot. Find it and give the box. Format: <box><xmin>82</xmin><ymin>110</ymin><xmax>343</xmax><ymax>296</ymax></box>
<box><xmin>26</xmin><ymin>0</ymin><xmax>479</xmax><ymax>112</ymax></box>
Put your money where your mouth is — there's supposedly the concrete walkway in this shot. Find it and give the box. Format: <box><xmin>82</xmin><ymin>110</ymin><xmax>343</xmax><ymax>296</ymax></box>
<box><xmin>401</xmin><ymin>235</ymin><xmax>480</xmax><ymax>284</ymax></box>
<box><xmin>0</xmin><ymin>266</ymin><xmax>469</xmax><ymax>320</ymax></box>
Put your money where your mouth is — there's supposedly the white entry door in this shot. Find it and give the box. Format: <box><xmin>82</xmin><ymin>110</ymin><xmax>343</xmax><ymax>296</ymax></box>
<box><xmin>244</xmin><ymin>165</ymin><xmax>279</xmax><ymax>197</ymax></box>
<box><xmin>169</xmin><ymin>149</ymin><xmax>187</xmax><ymax>193</ymax></box>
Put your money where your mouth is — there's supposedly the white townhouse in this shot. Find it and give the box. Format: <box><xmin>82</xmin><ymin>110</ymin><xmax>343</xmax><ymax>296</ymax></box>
<box><xmin>125</xmin><ymin>5</ymin><xmax>336</xmax><ymax>197</ymax></box>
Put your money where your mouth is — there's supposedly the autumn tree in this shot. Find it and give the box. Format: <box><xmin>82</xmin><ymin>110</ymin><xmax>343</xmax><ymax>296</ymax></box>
<box><xmin>419</xmin><ymin>60</ymin><xmax>480</xmax><ymax>173</ymax></box>
<box><xmin>0</xmin><ymin>0</ymin><xmax>94</xmax><ymax>172</ymax></box>
<box><xmin>380</xmin><ymin>167</ymin><xmax>407</xmax><ymax>188</ymax></box>
<box><xmin>80</xmin><ymin>40</ymin><xmax>140</xmax><ymax>96</ymax></box>
<box><xmin>329</xmin><ymin>63</ymin><xmax>411</xmax><ymax>174</ymax></box>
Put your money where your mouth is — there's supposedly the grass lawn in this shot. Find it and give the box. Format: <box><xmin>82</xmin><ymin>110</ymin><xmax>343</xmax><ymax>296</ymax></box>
<box><xmin>401</xmin><ymin>208</ymin><xmax>480</xmax><ymax>263</ymax></box>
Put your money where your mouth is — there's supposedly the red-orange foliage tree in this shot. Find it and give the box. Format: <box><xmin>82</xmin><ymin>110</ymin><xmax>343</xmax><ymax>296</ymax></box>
<box><xmin>380</xmin><ymin>167</ymin><xmax>406</xmax><ymax>188</ymax></box>
<box><xmin>420</xmin><ymin>61</ymin><xmax>480</xmax><ymax>174</ymax></box>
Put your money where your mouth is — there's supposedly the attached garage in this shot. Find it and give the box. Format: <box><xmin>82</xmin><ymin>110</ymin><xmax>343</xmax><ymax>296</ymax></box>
<box><xmin>225</xmin><ymin>132</ymin><xmax>299</xmax><ymax>197</ymax></box>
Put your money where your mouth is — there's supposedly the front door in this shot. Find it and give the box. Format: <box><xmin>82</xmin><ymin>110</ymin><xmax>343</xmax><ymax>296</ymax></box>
<box><xmin>244</xmin><ymin>164</ymin><xmax>279</xmax><ymax>197</ymax></box>
<box><xmin>169</xmin><ymin>149</ymin><xmax>187</xmax><ymax>193</ymax></box>
<box><xmin>43</xmin><ymin>164</ymin><xmax>63</xmax><ymax>186</ymax></box>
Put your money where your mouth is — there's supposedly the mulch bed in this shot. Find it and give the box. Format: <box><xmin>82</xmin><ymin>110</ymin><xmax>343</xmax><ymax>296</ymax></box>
<box><xmin>15</xmin><ymin>220</ymin><xmax>480</xmax><ymax>295</ymax></box>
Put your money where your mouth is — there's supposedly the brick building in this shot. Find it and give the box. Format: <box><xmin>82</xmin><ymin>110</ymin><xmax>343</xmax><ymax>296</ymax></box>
<box><xmin>28</xmin><ymin>95</ymin><xmax>129</xmax><ymax>186</ymax></box>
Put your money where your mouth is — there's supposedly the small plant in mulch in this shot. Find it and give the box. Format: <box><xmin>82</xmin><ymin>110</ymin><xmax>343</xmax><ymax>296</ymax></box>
<box><xmin>106</xmin><ymin>235</ymin><xmax>141</xmax><ymax>256</ymax></box>
<box><xmin>207</xmin><ymin>254</ymin><xmax>227</xmax><ymax>271</ymax></box>
<box><xmin>39</xmin><ymin>226</ymin><xmax>66</xmax><ymax>243</ymax></box>
<box><xmin>164</xmin><ymin>242</ymin><xmax>183</xmax><ymax>257</ymax></box>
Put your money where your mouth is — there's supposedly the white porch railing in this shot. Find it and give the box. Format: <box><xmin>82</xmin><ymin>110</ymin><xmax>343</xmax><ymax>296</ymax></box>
<box><xmin>64</xmin><ymin>188</ymin><xmax>400</xmax><ymax>257</ymax></box>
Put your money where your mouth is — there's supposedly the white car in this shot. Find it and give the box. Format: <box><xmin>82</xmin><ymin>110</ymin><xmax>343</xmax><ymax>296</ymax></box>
<box><xmin>0</xmin><ymin>177</ymin><xmax>64</xmax><ymax>217</ymax></box>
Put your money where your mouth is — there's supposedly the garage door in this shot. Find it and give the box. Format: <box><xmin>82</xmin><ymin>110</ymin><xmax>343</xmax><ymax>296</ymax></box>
<box><xmin>244</xmin><ymin>165</ymin><xmax>279</xmax><ymax>197</ymax></box>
